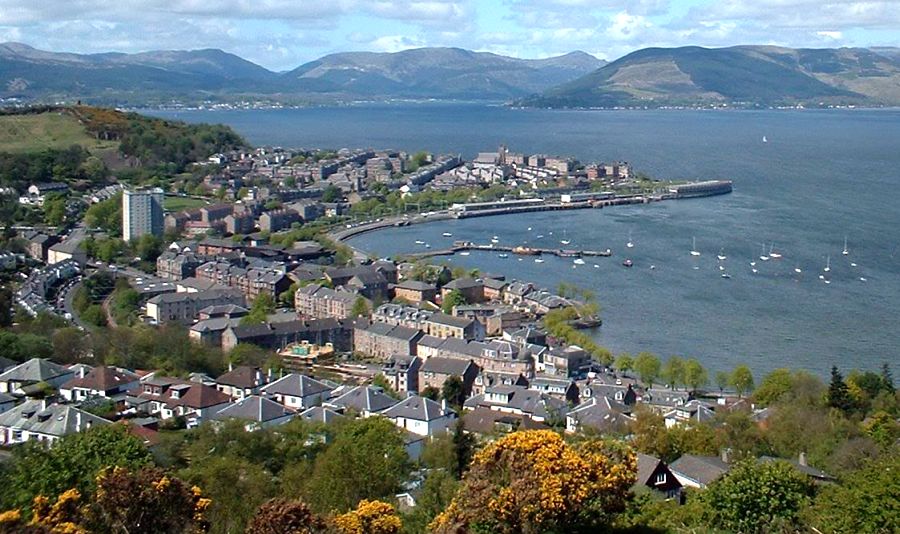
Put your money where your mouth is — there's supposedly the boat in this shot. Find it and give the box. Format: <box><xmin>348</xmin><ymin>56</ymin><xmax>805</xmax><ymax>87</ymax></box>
<box><xmin>850</xmin><ymin>262</ymin><xmax>857</xmax><ymax>267</ymax></box>
<box><xmin>593</xmin><ymin>264</ymin><xmax>600</xmax><ymax>268</ymax></box>
<box><xmin>842</xmin><ymin>236</ymin><xmax>849</xmax><ymax>256</ymax></box>
<box><xmin>859</xmin><ymin>277</ymin><xmax>867</xmax><ymax>282</ymax></box>
<box><xmin>536</xmin><ymin>234</ymin><xmax>544</xmax><ymax>239</ymax></box>
<box><xmin>498</xmin><ymin>253</ymin><xmax>509</xmax><ymax>259</ymax></box>
<box><xmin>819</xmin><ymin>274</ymin><xmax>825</xmax><ymax>280</ymax></box>
<box><xmin>560</xmin><ymin>230</ymin><xmax>570</xmax><ymax>246</ymax></box>
<box><xmin>512</xmin><ymin>246</ymin><xmax>539</xmax><ymax>255</ymax></box>
<box><xmin>491</xmin><ymin>238</ymin><xmax>500</xmax><ymax>244</ymax></box>
<box><xmin>623</xmin><ymin>259</ymin><xmax>633</xmax><ymax>267</ymax></box>
<box><xmin>719</xmin><ymin>265</ymin><xmax>725</xmax><ymax>271</ymax></box>
<box><xmin>759</xmin><ymin>243</ymin><xmax>770</xmax><ymax>262</ymax></box>
<box><xmin>425</xmin><ymin>244</ymin><xmax>431</xmax><ymax>249</ymax></box>
<box><xmin>527</xmin><ymin>227</ymin><xmax>532</xmax><ymax>231</ymax></box>
<box><xmin>442</xmin><ymin>232</ymin><xmax>453</xmax><ymax>237</ymax></box>
<box><xmin>750</xmin><ymin>260</ymin><xmax>756</xmax><ymax>267</ymax></box>
<box><xmin>650</xmin><ymin>265</ymin><xmax>656</xmax><ymax>270</ymax></box>
<box><xmin>763</xmin><ymin>135</ymin><xmax>768</xmax><ymax>143</ymax></box>
<box><xmin>534</xmin><ymin>258</ymin><xmax>545</xmax><ymax>264</ymax></box>
<box><xmin>721</xmin><ymin>273</ymin><xmax>731</xmax><ymax>279</ymax></box>
<box><xmin>458</xmin><ymin>251</ymin><xmax>468</xmax><ymax>256</ymax></box>
<box><xmin>415</xmin><ymin>240</ymin><xmax>426</xmax><ymax>245</ymax></box>
<box><xmin>769</xmin><ymin>243</ymin><xmax>782</xmax><ymax>259</ymax></box>
<box><xmin>794</xmin><ymin>266</ymin><xmax>802</xmax><ymax>274</ymax></box>
<box><xmin>690</xmin><ymin>237</ymin><xmax>701</xmax><ymax>256</ymax></box>
<box><xmin>751</xmin><ymin>268</ymin><xmax>758</xmax><ymax>273</ymax></box>
<box><xmin>824</xmin><ymin>255</ymin><xmax>831</xmax><ymax>273</ymax></box>
<box><xmin>824</xmin><ymin>279</ymin><xmax>831</xmax><ymax>285</ymax></box>
<box><xmin>626</xmin><ymin>231</ymin><xmax>634</xmax><ymax>249</ymax></box>
<box><xmin>573</xmin><ymin>258</ymin><xmax>586</xmax><ymax>265</ymax></box>
<box><xmin>717</xmin><ymin>248</ymin><xmax>727</xmax><ymax>261</ymax></box>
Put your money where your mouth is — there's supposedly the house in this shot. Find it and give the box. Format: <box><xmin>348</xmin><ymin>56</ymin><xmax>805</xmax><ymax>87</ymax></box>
<box><xmin>382</xmin><ymin>355</ymin><xmax>421</xmax><ymax>394</ymax></box>
<box><xmin>127</xmin><ymin>377</ymin><xmax>232</xmax><ymax>428</ymax></box>
<box><xmin>353</xmin><ymin>322</ymin><xmax>423</xmax><ymax>361</ymax></box>
<box><xmin>482</xmin><ymin>277</ymin><xmax>507</xmax><ymax>300</ymax></box>
<box><xmin>462</xmin><ymin>406</ymin><xmax>550</xmax><ymax>435</ymax></box>
<box><xmin>758</xmin><ymin>453</ymin><xmax>836</xmax><ymax>484</ymax></box>
<box><xmin>471</xmin><ymin>370</ymin><xmax>529</xmax><ymax>396</ymax></box>
<box><xmin>529</xmin><ymin>376</ymin><xmax>579</xmax><ymax>403</ymax></box>
<box><xmin>463</xmin><ymin>385</ymin><xmax>567</xmax><ymax>424</ymax></box>
<box><xmin>382</xmin><ymin>395</ymin><xmax>456</xmax><ymax>437</ymax></box>
<box><xmin>423</xmin><ymin>338</ymin><xmax>536</xmax><ymax>379</ymax></box>
<box><xmin>0</xmin><ymin>358</ymin><xmax>74</xmax><ymax>395</ymax></box>
<box><xmin>587</xmin><ymin>383</ymin><xmax>638</xmax><ymax>407</ymax></box>
<box><xmin>0</xmin><ymin>393</ymin><xmax>14</xmax><ymax>414</ymax></box>
<box><xmin>441</xmin><ymin>277</ymin><xmax>484</xmax><ymax>303</ymax></box>
<box><xmin>212</xmin><ymin>395</ymin><xmax>296</xmax><ymax>430</ymax></box>
<box><xmin>145</xmin><ymin>288</ymin><xmax>246</xmax><ymax>324</ymax></box>
<box><xmin>21</xmin><ymin>231</ymin><xmax>58</xmax><ymax>262</ymax></box>
<box><xmin>669</xmin><ymin>453</ymin><xmax>731</xmax><ymax>489</ymax></box>
<box><xmin>59</xmin><ymin>366</ymin><xmax>140</xmax><ymax>403</ymax></box>
<box><xmin>47</xmin><ymin>236</ymin><xmax>87</xmax><ymax>266</ymax></box>
<box><xmin>424</xmin><ymin>313</ymin><xmax>485</xmax><ymax>341</ymax></box>
<box><xmin>298</xmin><ymin>405</ymin><xmax>345</xmax><ymax>425</ymax></box>
<box><xmin>189</xmin><ymin>317</ymin><xmax>243</xmax><ymax>346</ymax></box>
<box><xmin>215</xmin><ymin>366</ymin><xmax>270</xmax><ymax>400</ymax></box>
<box><xmin>393</xmin><ymin>280</ymin><xmax>437</xmax><ymax>303</ymax></box>
<box><xmin>345</xmin><ymin>270</ymin><xmax>389</xmax><ymax>301</ymax></box>
<box><xmin>156</xmin><ymin>251</ymin><xmax>209</xmax><ymax>280</ymax></box>
<box><xmin>539</xmin><ymin>345</ymin><xmax>591</xmax><ymax>378</ymax></box>
<box><xmin>419</xmin><ymin>357</ymin><xmax>479</xmax><ymax>397</ymax></box>
<box><xmin>261</xmin><ymin>373</ymin><xmax>333</xmax><ymax>410</ymax></box>
<box><xmin>0</xmin><ymin>400</ymin><xmax>110</xmax><ymax>445</ymax></box>
<box><xmin>635</xmin><ymin>453</ymin><xmax>683</xmax><ymax>498</ymax></box>
<box><xmin>664</xmin><ymin>399</ymin><xmax>717</xmax><ymax>428</ymax></box>
<box><xmin>222</xmin><ymin>318</ymin><xmax>353</xmax><ymax>352</ymax></box>
<box><xmin>502</xmin><ymin>281</ymin><xmax>533</xmax><ymax>305</ymax></box>
<box><xmin>565</xmin><ymin>396</ymin><xmax>634</xmax><ymax>434</ymax></box>
<box><xmin>326</xmin><ymin>385</ymin><xmax>398</xmax><ymax>417</ymax></box>
<box><xmin>643</xmin><ymin>388</ymin><xmax>691</xmax><ymax>410</ymax></box>
<box><xmin>294</xmin><ymin>284</ymin><xmax>363</xmax><ymax>320</ymax></box>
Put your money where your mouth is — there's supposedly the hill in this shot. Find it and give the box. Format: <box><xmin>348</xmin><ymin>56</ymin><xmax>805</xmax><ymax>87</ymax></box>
<box><xmin>284</xmin><ymin>48</ymin><xmax>606</xmax><ymax>100</ymax></box>
<box><xmin>0</xmin><ymin>43</ymin><xmax>604</xmax><ymax>104</ymax></box>
<box><xmin>520</xmin><ymin>45</ymin><xmax>900</xmax><ymax>108</ymax></box>
<box><xmin>0</xmin><ymin>109</ymin><xmax>118</xmax><ymax>154</ymax></box>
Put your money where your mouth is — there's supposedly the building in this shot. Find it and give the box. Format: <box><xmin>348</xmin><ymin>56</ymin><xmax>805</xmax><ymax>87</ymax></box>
<box><xmin>215</xmin><ymin>366</ymin><xmax>270</xmax><ymax>400</ymax></box>
<box><xmin>222</xmin><ymin>318</ymin><xmax>353</xmax><ymax>352</ymax></box>
<box><xmin>382</xmin><ymin>395</ymin><xmax>456</xmax><ymax>437</ymax></box>
<box><xmin>441</xmin><ymin>277</ymin><xmax>485</xmax><ymax>303</ymax></box>
<box><xmin>669</xmin><ymin>453</ymin><xmax>731</xmax><ymax>489</ymax></box>
<box><xmin>424</xmin><ymin>313</ymin><xmax>485</xmax><ymax>341</ymax></box>
<box><xmin>353</xmin><ymin>322</ymin><xmax>424</xmax><ymax>361</ymax></box>
<box><xmin>212</xmin><ymin>395</ymin><xmax>296</xmax><ymax>430</ymax></box>
<box><xmin>326</xmin><ymin>385</ymin><xmax>398</xmax><ymax>417</ymax></box>
<box><xmin>0</xmin><ymin>358</ymin><xmax>73</xmax><ymax>395</ymax></box>
<box><xmin>122</xmin><ymin>188</ymin><xmax>164</xmax><ymax>242</ymax></box>
<box><xmin>529</xmin><ymin>376</ymin><xmax>579</xmax><ymax>403</ymax></box>
<box><xmin>259</xmin><ymin>209</ymin><xmax>301</xmax><ymax>233</ymax></box>
<box><xmin>565</xmin><ymin>396</ymin><xmax>634</xmax><ymax>434</ymax></box>
<box><xmin>156</xmin><ymin>251</ymin><xmax>209</xmax><ymax>280</ymax></box>
<box><xmin>0</xmin><ymin>400</ymin><xmax>110</xmax><ymax>445</ymax></box>
<box><xmin>47</xmin><ymin>234</ymin><xmax>87</xmax><ymax>266</ymax></box>
<box><xmin>539</xmin><ymin>345</ymin><xmax>591</xmax><ymax>378</ymax></box>
<box><xmin>21</xmin><ymin>230</ymin><xmax>58</xmax><ymax>262</ymax></box>
<box><xmin>59</xmin><ymin>366</ymin><xmax>140</xmax><ymax>403</ymax></box>
<box><xmin>635</xmin><ymin>453</ymin><xmax>683</xmax><ymax>498</ymax></box>
<box><xmin>463</xmin><ymin>385</ymin><xmax>566</xmax><ymax>424</ymax></box>
<box><xmin>261</xmin><ymin>373</ymin><xmax>333</xmax><ymax>410</ymax></box>
<box><xmin>393</xmin><ymin>280</ymin><xmax>438</xmax><ymax>303</ymax></box>
<box><xmin>145</xmin><ymin>288</ymin><xmax>246</xmax><ymax>324</ymax></box>
<box><xmin>294</xmin><ymin>284</ymin><xmax>362</xmax><ymax>320</ymax></box>
<box><xmin>381</xmin><ymin>355</ymin><xmax>421</xmax><ymax>394</ymax></box>
<box><xmin>419</xmin><ymin>357</ymin><xmax>479</xmax><ymax>397</ymax></box>
<box><xmin>127</xmin><ymin>376</ymin><xmax>232</xmax><ymax>427</ymax></box>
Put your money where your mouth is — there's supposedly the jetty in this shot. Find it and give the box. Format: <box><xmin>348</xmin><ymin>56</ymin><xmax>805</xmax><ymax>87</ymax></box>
<box><xmin>403</xmin><ymin>241</ymin><xmax>614</xmax><ymax>261</ymax></box>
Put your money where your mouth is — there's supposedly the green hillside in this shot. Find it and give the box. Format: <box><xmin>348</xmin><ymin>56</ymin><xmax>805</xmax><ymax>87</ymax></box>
<box><xmin>0</xmin><ymin>110</ymin><xmax>118</xmax><ymax>154</ymax></box>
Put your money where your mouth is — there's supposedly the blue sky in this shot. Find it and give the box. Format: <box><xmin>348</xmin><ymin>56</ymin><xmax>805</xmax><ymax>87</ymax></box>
<box><xmin>1</xmin><ymin>0</ymin><xmax>898</xmax><ymax>70</ymax></box>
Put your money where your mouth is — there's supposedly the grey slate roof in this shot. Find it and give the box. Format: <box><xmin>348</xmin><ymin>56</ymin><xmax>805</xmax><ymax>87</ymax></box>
<box><xmin>636</xmin><ymin>453</ymin><xmax>664</xmax><ymax>486</ymax></box>
<box><xmin>0</xmin><ymin>358</ymin><xmax>71</xmax><ymax>384</ymax></box>
<box><xmin>669</xmin><ymin>454</ymin><xmax>730</xmax><ymax>487</ymax></box>
<box><xmin>427</xmin><ymin>313</ymin><xmax>473</xmax><ymax>328</ymax></box>
<box><xmin>261</xmin><ymin>373</ymin><xmax>332</xmax><ymax>398</ymax></box>
<box><xmin>382</xmin><ymin>395</ymin><xmax>454</xmax><ymax>422</ymax></box>
<box><xmin>213</xmin><ymin>395</ymin><xmax>294</xmax><ymax>423</ymax></box>
<box><xmin>328</xmin><ymin>386</ymin><xmax>398</xmax><ymax>413</ymax></box>
<box><xmin>443</xmin><ymin>277</ymin><xmax>482</xmax><ymax>290</ymax></box>
<box><xmin>567</xmin><ymin>396</ymin><xmax>634</xmax><ymax>431</ymax></box>
<box><xmin>0</xmin><ymin>400</ymin><xmax>110</xmax><ymax>438</ymax></box>
<box><xmin>298</xmin><ymin>406</ymin><xmax>344</xmax><ymax>424</ymax></box>
<box><xmin>394</xmin><ymin>280</ymin><xmax>436</xmax><ymax>291</ymax></box>
<box><xmin>421</xmin><ymin>357</ymin><xmax>474</xmax><ymax>376</ymax></box>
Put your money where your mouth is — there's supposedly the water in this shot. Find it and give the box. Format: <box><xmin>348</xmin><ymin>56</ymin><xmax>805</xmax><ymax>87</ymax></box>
<box><xmin>150</xmin><ymin>104</ymin><xmax>900</xmax><ymax>377</ymax></box>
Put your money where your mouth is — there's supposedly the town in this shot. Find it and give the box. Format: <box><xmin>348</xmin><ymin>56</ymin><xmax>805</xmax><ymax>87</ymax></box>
<box><xmin>0</xmin><ymin>108</ymin><xmax>892</xmax><ymax>534</ymax></box>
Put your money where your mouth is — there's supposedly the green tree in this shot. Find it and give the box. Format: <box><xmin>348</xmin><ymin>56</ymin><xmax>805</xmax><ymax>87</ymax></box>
<box><xmin>634</xmin><ymin>352</ymin><xmax>661</xmax><ymax>388</ymax></box>
<box><xmin>303</xmin><ymin>417</ymin><xmax>410</xmax><ymax>514</ymax></box>
<box><xmin>420</xmin><ymin>386</ymin><xmax>440</xmax><ymax>401</ymax></box>
<box><xmin>321</xmin><ymin>185</ymin><xmax>341</xmax><ymax>203</ymax></box>
<box><xmin>350</xmin><ymin>296</ymin><xmax>370</xmax><ymax>317</ymax></box>
<box><xmin>0</xmin><ymin>288</ymin><xmax>12</xmax><ymax>327</ymax></box>
<box><xmin>730</xmin><ymin>365</ymin><xmax>755</xmax><ymax>397</ymax></box>
<box><xmin>703</xmin><ymin>459</ymin><xmax>813</xmax><ymax>534</ymax></box>
<box><xmin>0</xmin><ymin>424</ymin><xmax>152</xmax><ymax>511</ymax></box>
<box><xmin>810</xmin><ymin>454</ymin><xmax>900</xmax><ymax>533</ymax></box>
<box><xmin>715</xmin><ymin>370</ymin><xmax>730</xmax><ymax>392</ymax></box>
<box><xmin>441</xmin><ymin>375</ymin><xmax>465</xmax><ymax>408</ymax></box>
<box><xmin>241</xmin><ymin>293</ymin><xmax>276</xmax><ymax>325</ymax></box>
<box><xmin>245</xmin><ymin>498</ymin><xmax>327</xmax><ymax>534</ymax></box>
<box><xmin>182</xmin><ymin>455</ymin><xmax>273</xmax><ymax>534</ymax></box>
<box><xmin>402</xmin><ymin>470</ymin><xmax>458</xmax><ymax>534</ymax></box>
<box><xmin>228</xmin><ymin>344</ymin><xmax>270</xmax><ymax>367</ymax></box>
<box><xmin>683</xmin><ymin>358</ymin><xmax>708</xmax><ymax>392</ymax></box>
<box><xmin>51</xmin><ymin>327</ymin><xmax>89</xmax><ymax>364</ymax></box>
<box><xmin>661</xmin><ymin>356</ymin><xmax>685</xmax><ymax>389</ymax></box>
<box><xmin>614</xmin><ymin>353</ymin><xmax>633</xmax><ymax>375</ymax></box>
<box><xmin>881</xmin><ymin>363</ymin><xmax>895</xmax><ymax>395</ymax></box>
<box><xmin>753</xmin><ymin>368</ymin><xmax>795</xmax><ymax>406</ymax></box>
<box><xmin>441</xmin><ymin>289</ymin><xmax>466</xmax><ymax>315</ymax></box>
<box><xmin>43</xmin><ymin>194</ymin><xmax>67</xmax><ymax>226</ymax></box>
<box><xmin>827</xmin><ymin>366</ymin><xmax>853</xmax><ymax>412</ymax></box>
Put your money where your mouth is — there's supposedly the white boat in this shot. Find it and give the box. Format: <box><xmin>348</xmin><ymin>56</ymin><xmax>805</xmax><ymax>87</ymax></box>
<box><xmin>719</xmin><ymin>265</ymin><xmax>725</xmax><ymax>271</ymax></box>
<box><xmin>442</xmin><ymin>232</ymin><xmax>453</xmax><ymax>237</ymax></box>
<box><xmin>498</xmin><ymin>253</ymin><xmax>508</xmax><ymax>258</ymax></box>
<box><xmin>750</xmin><ymin>260</ymin><xmax>756</xmax><ymax>267</ymax></box>
<box><xmin>842</xmin><ymin>236</ymin><xmax>849</xmax><ymax>256</ymax></box>
<box><xmin>459</xmin><ymin>251</ymin><xmax>469</xmax><ymax>256</ymax></box>
<box><xmin>759</xmin><ymin>243</ymin><xmax>770</xmax><ymax>262</ymax></box>
<box><xmin>717</xmin><ymin>248</ymin><xmax>727</xmax><ymax>261</ymax></box>
<box><xmin>751</xmin><ymin>268</ymin><xmax>758</xmax><ymax>273</ymax></box>
<box><xmin>769</xmin><ymin>243</ymin><xmax>782</xmax><ymax>259</ymax></box>
<box><xmin>491</xmin><ymin>238</ymin><xmax>500</xmax><ymax>244</ymax></box>
<box><xmin>527</xmin><ymin>227</ymin><xmax>532</xmax><ymax>231</ymax></box>
<box><xmin>594</xmin><ymin>264</ymin><xmax>600</xmax><ymax>268</ymax></box>
<box><xmin>690</xmin><ymin>237</ymin><xmax>701</xmax><ymax>256</ymax></box>
<box><xmin>560</xmin><ymin>230</ymin><xmax>570</xmax><ymax>246</ymax></box>
<box><xmin>573</xmin><ymin>258</ymin><xmax>586</xmax><ymax>265</ymax></box>
<box><xmin>721</xmin><ymin>273</ymin><xmax>731</xmax><ymax>279</ymax></box>
<box><xmin>819</xmin><ymin>274</ymin><xmax>825</xmax><ymax>280</ymax></box>
<box><xmin>534</xmin><ymin>258</ymin><xmax>544</xmax><ymax>263</ymax></box>
<box><xmin>415</xmin><ymin>240</ymin><xmax>425</xmax><ymax>245</ymax></box>
<box><xmin>850</xmin><ymin>262</ymin><xmax>857</xmax><ymax>267</ymax></box>
<box><xmin>425</xmin><ymin>244</ymin><xmax>431</xmax><ymax>249</ymax></box>
<box><xmin>824</xmin><ymin>255</ymin><xmax>831</xmax><ymax>273</ymax></box>
<box><xmin>650</xmin><ymin>265</ymin><xmax>656</xmax><ymax>270</ymax></box>
<box><xmin>824</xmin><ymin>279</ymin><xmax>831</xmax><ymax>285</ymax></box>
<box><xmin>626</xmin><ymin>231</ymin><xmax>634</xmax><ymax>249</ymax></box>
<box><xmin>763</xmin><ymin>135</ymin><xmax>768</xmax><ymax>143</ymax></box>
<box><xmin>794</xmin><ymin>266</ymin><xmax>802</xmax><ymax>274</ymax></box>
<box><xmin>536</xmin><ymin>234</ymin><xmax>544</xmax><ymax>239</ymax></box>
<box><xmin>859</xmin><ymin>277</ymin><xmax>867</xmax><ymax>282</ymax></box>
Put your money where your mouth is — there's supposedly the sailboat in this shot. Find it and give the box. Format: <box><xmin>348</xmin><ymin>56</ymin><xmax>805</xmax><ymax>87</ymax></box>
<box><xmin>626</xmin><ymin>231</ymin><xmax>634</xmax><ymax>249</ymax></box>
<box><xmin>794</xmin><ymin>265</ymin><xmax>802</xmax><ymax>274</ymax></box>
<box><xmin>769</xmin><ymin>243</ymin><xmax>782</xmax><ymax>259</ymax></box>
<box><xmin>560</xmin><ymin>229</ymin><xmax>570</xmax><ymax>246</ymax></box>
<box><xmin>824</xmin><ymin>255</ymin><xmax>831</xmax><ymax>273</ymax></box>
<box><xmin>759</xmin><ymin>243</ymin><xmax>770</xmax><ymax>262</ymax></box>
<box><xmin>690</xmin><ymin>237</ymin><xmax>701</xmax><ymax>256</ymax></box>
<box><xmin>573</xmin><ymin>258</ymin><xmax>586</xmax><ymax>265</ymax></box>
<box><xmin>842</xmin><ymin>236</ymin><xmax>849</xmax><ymax>256</ymax></box>
<box><xmin>717</xmin><ymin>248</ymin><xmax>727</xmax><ymax>261</ymax></box>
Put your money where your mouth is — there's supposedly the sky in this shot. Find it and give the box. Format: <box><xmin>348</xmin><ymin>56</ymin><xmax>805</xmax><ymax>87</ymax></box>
<box><xmin>1</xmin><ymin>0</ymin><xmax>899</xmax><ymax>71</ymax></box>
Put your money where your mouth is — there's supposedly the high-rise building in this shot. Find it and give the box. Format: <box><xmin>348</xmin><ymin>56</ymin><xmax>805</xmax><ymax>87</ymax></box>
<box><xmin>122</xmin><ymin>188</ymin><xmax>164</xmax><ymax>242</ymax></box>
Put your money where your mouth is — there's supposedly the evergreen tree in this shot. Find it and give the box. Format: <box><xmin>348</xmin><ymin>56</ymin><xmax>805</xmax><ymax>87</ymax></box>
<box><xmin>827</xmin><ymin>366</ymin><xmax>854</xmax><ymax>412</ymax></box>
<box><xmin>881</xmin><ymin>363</ymin><xmax>895</xmax><ymax>395</ymax></box>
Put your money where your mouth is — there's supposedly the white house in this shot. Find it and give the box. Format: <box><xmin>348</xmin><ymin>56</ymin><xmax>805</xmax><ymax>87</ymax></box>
<box><xmin>260</xmin><ymin>373</ymin><xmax>333</xmax><ymax>410</ymax></box>
<box><xmin>0</xmin><ymin>358</ymin><xmax>74</xmax><ymax>395</ymax></box>
<box><xmin>0</xmin><ymin>400</ymin><xmax>110</xmax><ymax>445</ymax></box>
<box><xmin>60</xmin><ymin>366</ymin><xmax>140</xmax><ymax>402</ymax></box>
<box><xmin>381</xmin><ymin>395</ymin><xmax>456</xmax><ymax>437</ymax></box>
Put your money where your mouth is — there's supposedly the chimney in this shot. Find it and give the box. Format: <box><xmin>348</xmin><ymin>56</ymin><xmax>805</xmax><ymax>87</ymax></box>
<box><xmin>441</xmin><ymin>398</ymin><xmax>448</xmax><ymax>412</ymax></box>
<box><xmin>40</xmin><ymin>399</ymin><xmax>48</xmax><ymax>410</ymax></box>
<box><xmin>79</xmin><ymin>366</ymin><xmax>87</xmax><ymax>379</ymax></box>
<box><xmin>799</xmin><ymin>452</ymin><xmax>807</xmax><ymax>467</ymax></box>
<box><xmin>721</xmin><ymin>448</ymin><xmax>730</xmax><ymax>464</ymax></box>
<box><xmin>228</xmin><ymin>362</ymin><xmax>234</xmax><ymax>372</ymax></box>
<box><xmin>75</xmin><ymin>410</ymin><xmax>82</xmax><ymax>432</ymax></box>
<box><xmin>255</xmin><ymin>368</ymin><xmax>263</xmax><ymax>385</ymax></box>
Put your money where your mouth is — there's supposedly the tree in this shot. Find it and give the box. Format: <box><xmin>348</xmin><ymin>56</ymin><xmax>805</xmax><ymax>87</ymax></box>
<box><xmin>661</xmin><ymin>356</ymin><xmax>685</xmax><ymax>389</ymax></box>
<box><xmin>51</xmin><ymin>328</ymin><xmax>89</xmax><ymax>364</ymax></box>
<box><xmin>715</xmin><ymin>370</ymin><xmax>730</xmax><ymax>392</ymax></box>
<box><xmin>730</xmin><ymin>365</ymin><xmax>754</xmax><ymax>397</ymax></box>
<box><xmin>827</xmin><ymin>366</ymin><xmax>853</xmax><ymax>412</ymax></box>
<box><xmin>0</xmin><ymin>424</ymin><xmax>152</xmax><ymax>511</ymax></box>
<box><xmin>450</xmin><ymin>419</ymin><xmax>475</xmax><ymax>480</ymax></box>
<box><xmin>811</xmin><ymin>454</ymin><xmax>900</xmax><ymax>533</ymax></box>
<box><xmin>304</xmin><ymin>418</ymin><xmax>410</xmax><ymax>514</ymax></box>
<box><xmin>182</xmin><ymin>455</ymin><xmax>273</xmax><ymax>534</ymax></box>
<box><xmin>401</xmin><ymin>470</ymin><xmax>458</xmax><ymax>534</ymax></box>
<box><xmin>350</xmin><ymin>296</ymin><xmax>370</xmax><ymax>317</ymax></box>
<box><xmin>420</xmin><ymin>386</ymin><xmax>440</xmax><ymax>401</ymax></box>
<box><xmin>228</xmin><ymin>343</ymin><xmax>270</xmax><ymax>367</ymax></box>
<box><xmin>430</xmin><ymin>430</ymin><xmax>636</xmax><ymax>534</ymax></box>
<box><xmin>0</xmin><ymin>288</ymin><xmax>12</xmax><ymax>327</ymax></box>
<box><xmin>333</xmin><ymin>500</ymin><xmax>402</xmax><ymax>534</ymax></box>
<box><xmin>633</xmin><ymin>352</ymin><xmax>661</xmax><ymax>388</ymax></box>
<box><xmin>881</xmin><ymin>362</ymin><xmax>894</xmax><ymax>395</ymax></box>
<box><xmin>683</xmin><ymin>358</ymin><xmax>708</xmax><ymax>392</ymax></box>
<box><xmin>614</xmin><ymin>353</ymin><xmax>633</xmax><ymax>375</ymax></box>
<box><xmin>753</xmin><ymin>368</ymin><xmax>795</xmax><ymax>406</ymax></box>
<box><xmin>245</xmin><ymin>498</ymin><xmax>326</xmax><ymax>534</ymax></box>
<box><xmin>703</xmin><ymin>459</ymin><xmax>813</xmax><ymax>534</ymax></box>
<box><xmin>441</xmin><ymin>289</ymin><xmax>466</xmax><ymax>315</ymax></box>
<box><xmin>241</xmin><ymin>293</ymin><xmax>276</xmax><ymax>325</ymax></box>
<box><xmin>321</xmin><ymin>185</ymin><xmax>341</xmax><ymax>203</ymax></box>
<box><xmin>441</xmin><ymin>375</ymin><xmax>465</xmax><ymax>408</ymax></box>
<box><xmin>43</xmin><ymin>194</ymin><xmax>66</xmax><ymax>226</ymax></box>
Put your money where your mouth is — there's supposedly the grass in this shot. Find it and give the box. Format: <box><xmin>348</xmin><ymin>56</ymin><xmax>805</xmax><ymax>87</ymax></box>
<box><xmin>0</xmin><ymin>111</ymin><xmax>119</xmax><ymax>153</ymax></box>
<box><xmin>164</xmin><ymin>196</ymin><xmax>209</xmax><ymax>211</ymax></box>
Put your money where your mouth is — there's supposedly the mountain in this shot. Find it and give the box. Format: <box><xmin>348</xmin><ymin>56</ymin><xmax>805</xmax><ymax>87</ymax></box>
<box><xmin>521</xmin><ymin>46</ymin><xmax>900</xmax><ymax>108</ymax></box>
<box><xmin>0</xmin><ymin>43</ymin><xmax>604</xmax><ymax>104</ymax></box>
<box><xmin>282</xmin><ymin>48</ymin><xmax>606</xmax><ymax>100</ymax></box>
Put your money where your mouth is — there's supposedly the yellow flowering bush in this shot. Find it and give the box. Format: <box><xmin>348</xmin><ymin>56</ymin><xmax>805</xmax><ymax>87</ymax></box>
<box><xmin>430</xmin><ymin>430</ymin><xmax>636</xmax><ymax>534</ymax></box>
<box><xmin>333</xmin><ymin>499</ymin><xmax>402</xmax><ymax>534</ymax></box>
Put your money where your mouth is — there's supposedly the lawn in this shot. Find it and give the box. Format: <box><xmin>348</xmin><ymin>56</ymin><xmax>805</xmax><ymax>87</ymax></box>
<box><xmin>164</xmin><ymin>195</ymin><xmax>209</xmax><ymax>211</ymax></box>
<box><xmin>0</xmin><ymin>112</ymin><xmax>119</xmax><ymax>153</ymax></box>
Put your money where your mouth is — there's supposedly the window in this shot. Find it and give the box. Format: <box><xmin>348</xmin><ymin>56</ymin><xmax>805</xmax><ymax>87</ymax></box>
<box><xmin>655</xmin><ymin>473</ymin><xmax>666</xmax><ymax>485</ymax></box>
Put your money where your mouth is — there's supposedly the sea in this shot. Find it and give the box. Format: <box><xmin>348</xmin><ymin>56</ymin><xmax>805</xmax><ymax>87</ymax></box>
<box><xmin>149</xmin><ymin>104</ymin><xmax>900</xmax><ymax>377</ymax></box>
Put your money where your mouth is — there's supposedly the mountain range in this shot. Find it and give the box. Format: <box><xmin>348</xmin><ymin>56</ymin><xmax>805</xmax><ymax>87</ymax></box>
<box><xmin>521</xmin><ymin>45</ymin><xmax>900</xmax><ymax>108</ymax></box>
<box><xmin>0</xmin><ymin>43</ymin><xmax>604</xmax><ymax>104</ymax></box>
<box><xmin>1</xmin><ymin>42</ymin><xmax>899</xmax><ymax>108</ymax></box>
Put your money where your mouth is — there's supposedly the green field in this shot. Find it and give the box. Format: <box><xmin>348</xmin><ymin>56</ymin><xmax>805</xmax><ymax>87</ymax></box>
<box><xmin>164</xmin><ymin>195</ymin><xmax>209</xmax><ymax>211</ymax></box>
<box><xmin>0</xmin><ymin>112</ymin><xmax>119</xmax><ymax>153</ymax></box>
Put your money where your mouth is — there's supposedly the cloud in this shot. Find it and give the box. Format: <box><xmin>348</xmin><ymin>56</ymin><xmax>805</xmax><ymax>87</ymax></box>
<box><xmin>816</xmin><ymin>30</ymin><xmax>843</xmax><ymax>40</ymax></box>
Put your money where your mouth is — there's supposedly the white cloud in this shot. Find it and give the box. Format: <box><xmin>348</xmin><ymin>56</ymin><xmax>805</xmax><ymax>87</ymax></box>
<box><xmin>816</xmin><ymin>30</ymin><xmax>843</xmax><ymax>40</ymax></box>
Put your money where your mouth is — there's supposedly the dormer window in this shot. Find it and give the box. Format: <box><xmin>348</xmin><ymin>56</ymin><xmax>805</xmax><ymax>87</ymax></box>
<box><xmin>170</xmin><ymin>390</ymin><xmax>180</xmax><ymax>399</ymax></box>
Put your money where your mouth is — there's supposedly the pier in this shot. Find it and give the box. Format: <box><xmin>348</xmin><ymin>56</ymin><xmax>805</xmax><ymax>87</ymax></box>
<box><xmin>403</xmin><ymin>242</ymin><xmax>615</xmax><ymax>261</ymax></box>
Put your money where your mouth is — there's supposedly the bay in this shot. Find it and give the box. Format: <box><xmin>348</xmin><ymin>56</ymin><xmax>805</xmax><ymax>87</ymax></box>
<box><xmin>150</xmin><ymin>104</ymin><xmax>900</xmax><ymax>376</ymax></box>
